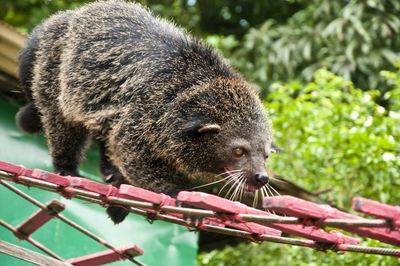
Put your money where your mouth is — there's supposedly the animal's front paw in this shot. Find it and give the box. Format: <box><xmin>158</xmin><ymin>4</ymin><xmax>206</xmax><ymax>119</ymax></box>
<box><xmin>103</xmin><ymin>172</ymin><xmax>125</xmax><ymax>187</ymax></box>
<box><xmin>100</xmin><ymin>164</ymin><xmax>126</xmax><ymax>187</ymax></box>
<box><xmin>107</xmin><ymin>205</ymin><xmax>129</xmax><ymax>224</ymax></box>
<box><xmin>55</xmin><ymin>168</ymin><xmax>81</xmax><ymax>177</ymax></box>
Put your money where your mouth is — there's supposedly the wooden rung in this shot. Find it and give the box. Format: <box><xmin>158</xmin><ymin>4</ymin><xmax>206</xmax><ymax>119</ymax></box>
<box><xmin>15</xmin><ymin>199</ymin><xmax>65</xmax><ymax>239</ymax></box>
<box><xmin>66</xmin><ymin>244</ymin><xmax>144</xmax><ymax>266</ymax></box>
<box><xmin>0</xmin><ymin>240</ymin><xmax>68</xmax><ymax>266</ymax></box>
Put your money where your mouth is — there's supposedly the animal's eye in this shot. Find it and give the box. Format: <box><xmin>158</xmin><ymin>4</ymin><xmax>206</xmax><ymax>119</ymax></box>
<box><xmin>233</xmin><ymin>147</ymin><xmax>245</xmax><ymax>157</ymax></box>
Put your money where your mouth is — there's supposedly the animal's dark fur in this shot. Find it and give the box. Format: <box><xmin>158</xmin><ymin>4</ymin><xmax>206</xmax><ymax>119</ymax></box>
<box><xmin>17</xmin><ymin>1</ymin><xmax>273</xmax><ymax>223</ymax></box>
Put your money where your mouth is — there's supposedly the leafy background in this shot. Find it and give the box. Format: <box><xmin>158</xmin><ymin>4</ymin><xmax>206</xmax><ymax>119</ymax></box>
<box><xmin>1</xmin><ymin>0</ymin><xmax>399</xmax><ymax>265</ymax></box>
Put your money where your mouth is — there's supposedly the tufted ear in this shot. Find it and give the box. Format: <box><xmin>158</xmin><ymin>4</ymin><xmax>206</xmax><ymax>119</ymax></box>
<box><xmin>197</xmin><ymin>124</ymin><xmax>221</xmax><ymax>134</ymax></box>
<box><xmin>183</xmin><ymin>120</ymin><xmax>221</xmax><ymax>136</ymax></box>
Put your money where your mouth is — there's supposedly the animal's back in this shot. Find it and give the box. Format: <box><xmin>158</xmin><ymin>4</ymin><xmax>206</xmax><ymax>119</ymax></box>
<box><xmin>57</xmin><ymin>1</ymin><xmax>234</xmax><ymax>129</ymax></box>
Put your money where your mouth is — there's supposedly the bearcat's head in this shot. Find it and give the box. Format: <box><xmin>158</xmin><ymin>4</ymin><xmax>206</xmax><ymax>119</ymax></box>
<box><xmin>156</xmin><ymin>77</ymin><xmax>274</xmax><ymax>194</ymax></box>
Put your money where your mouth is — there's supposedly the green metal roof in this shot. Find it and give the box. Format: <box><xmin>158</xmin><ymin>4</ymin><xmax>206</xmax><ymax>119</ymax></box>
<box><xmin>0</xmin><ymin>98</ymin><xmax>198</xmax><ymax>265</ymax></box>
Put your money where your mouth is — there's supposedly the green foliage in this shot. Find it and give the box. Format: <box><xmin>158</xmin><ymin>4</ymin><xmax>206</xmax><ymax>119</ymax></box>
<box><xmin>198</xmin><ymin>240</ymin><xmax>398</xmax><ymax>266</ymax></box>
<box><xmin>1</xmin><ymin>0</ymin><xmax>91</xmax><ymax>33</ymax></box>
<box><xmin>268</xmin><ymin>68</ymin><xmax>399</xmax><ymax>207</ymax></box>
<box><xmin>197</xmin><ymin>68</ymin><xmax>400</xmax><ymax>265</ymax></box>
<box><xmin>0</xmin><ymin>0</ymin><xmax>198</xmax><ymax>34</ymax></box>
<box><xmin>381</xmin><ymin>60</ymin><xmax>400</xmax><ymax>112</ymax></box>
<box><xmin>210</xmin><ymin>0</ymin><xmax>400</xmax><ymax>95</ymax></box>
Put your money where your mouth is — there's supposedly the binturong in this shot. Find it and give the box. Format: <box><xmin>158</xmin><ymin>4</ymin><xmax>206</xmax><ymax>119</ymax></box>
<box><xmin>16</xmin><ymin>0</ymin><xmax>274</xmax><ymax>223</ymax></box>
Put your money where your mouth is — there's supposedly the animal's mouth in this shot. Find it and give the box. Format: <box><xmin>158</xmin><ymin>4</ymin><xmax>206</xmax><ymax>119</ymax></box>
<box><xmin>243</xmin><ymin>184</ymin><xmax>257</xmax><ymax>192</ymax></box>
<box><xmin>212</xmin><ymin>167</ymin><xmax>278</xmax><ymax>205</ymax></box>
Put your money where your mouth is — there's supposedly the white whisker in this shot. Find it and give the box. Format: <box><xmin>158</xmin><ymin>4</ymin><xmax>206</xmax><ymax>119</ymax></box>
<box><xmin>260</xmin><ymin>187</ymin><xmax>267</xmax><ymax>211</ymax></box>
<box><xmin>218</xmin><ymin>177</ymin><xmax>236</xmax><ymax>196</ymax></box>
<box><xmin>236</xmin><ymin>177</ymin><xmax>246</xmax><ymax>202</ymax></box>
<box><xmin>189</xmin><ymin>174</ymin><xmax>232</xmax><ymax>190</ymax></box>
<box><xmin>191</xmin><ymin>169</ymin><xmax>245</xmax><ymax>191</ymax></box>
<box><xmin>225</xmin><ymin>175</ymin><xmax>243</xmax><ymax>199</ymax></box>
<box><xmin>264</xmin><ymin>186</ymin><xmax>278</xmax><ymax>214</ymax></box>
<box><xmin>266</xmin><ymin>185</ymin><xmax>275</xmax><ymax>197</ymax></box>
<box><xmin>235</xmin><ymin>177</ymin><xmax>246</xmax><ymax>201</ymax></box>
<box><xmin>268</xmin><ymin>184</ymin><xmax>281</xmax><ymax>196</ymax></box>
<box><xmin>239</xmin><ymin>180</ymin><xmax>245</xmax><ymax>203</ymax></box>
<box><xmin>269</xmin><ymin>176</ymin><xmax>287</xmax><ymax>184</ymax></box>
<box><xmin>252</xmin><ymin>189</ymin><xmax>258</xmax><ymax>208</ymax></box>
<box><xmin>228</xmin><ymin>177</ymin><xmax>243</xmax><ymax>201</ymax></box>
<box><xmin>188</xmin><ymin>170</ymin><xmax>241</xmax><ymax>190</ymax></box>
<box><xmin>215</xmin><ymin>169</ymin><xmax>242</xmax><ymax>178</ymax></box>
<box><xmin>261</xmin><ymin>186</ymin><xmax>268</xmax><ymax>198</ymax></box>
<box><xmin>218</xmin><ymin>172</ymin><xmax>243</xmax><ymax>196</ymax></box>
<box><xmin>229</xmin><ymin>176</ymin><xmax>245</xmax><ymax>201</ymax></box>
<box><xmin>261</xmin><ymin>186</ymin><xmax>274</xmax><ymax>214</ymax></box>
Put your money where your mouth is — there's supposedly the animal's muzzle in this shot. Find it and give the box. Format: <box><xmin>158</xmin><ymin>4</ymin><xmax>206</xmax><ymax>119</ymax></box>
<box><xmin>253</xmin><ymin>172</ymin><xmax>269</xmax><ymax>187</ymax></box>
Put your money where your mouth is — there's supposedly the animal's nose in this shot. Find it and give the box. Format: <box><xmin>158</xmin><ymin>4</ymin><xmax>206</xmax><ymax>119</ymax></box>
<box><xmin>254</xmin><ymin>172</ymin><xmax>269</xmax><ymax>185</ymax></box>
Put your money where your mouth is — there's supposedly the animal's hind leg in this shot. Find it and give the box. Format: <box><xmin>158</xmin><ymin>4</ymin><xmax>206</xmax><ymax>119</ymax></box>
<box><xmin>41</xmin><ymin>112</ymin><xmax>90</xmax><ymax>177</ymax></box>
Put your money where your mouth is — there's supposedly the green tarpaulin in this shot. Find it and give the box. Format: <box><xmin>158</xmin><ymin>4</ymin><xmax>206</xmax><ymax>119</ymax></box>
<box><xmin>0</xmin><ymin>99</ymin><xmax>198</xmax><ymax>265</ymax></box>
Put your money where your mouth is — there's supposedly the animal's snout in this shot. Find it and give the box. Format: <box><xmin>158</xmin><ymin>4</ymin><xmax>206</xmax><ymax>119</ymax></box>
<box><xmin>254</xmin><ymin>172</ymin><xmax>269</xmax><ymax>186</ymax></box>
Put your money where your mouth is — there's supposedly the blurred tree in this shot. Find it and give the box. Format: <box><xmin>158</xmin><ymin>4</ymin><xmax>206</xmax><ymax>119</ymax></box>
<box><xmin>381</xmin><ymin>60</ymin><xmax>400</xmax><ymax>111</ymax></box>
<box><xmin>267</xmin><ymin>69</ymin><xmax>399</xmax><ymax>208</ymax></box>
<box><xmin>0</xmin><ymin>0</ymin><xmax>199</xmax><ymax>33</ymax></box>
<box><xmin>1</xmin><ymin>0</ymin><xmax>91</xmax><ymax>33</ymax></box>
<box><xmin>196</xmin><ymin>0</ymin><xmax>303</xmax><ymax>37</ymax></box>
<box><xmin>211</xmin><ymin>0</ymin><xmax>400</xmax><ymax>99</ymax></box>
<box><xmin>3</xmin><ymin>0</ymin><xmax>400</xmax><ymax>101</ymax></box>
<box><xmin>0</xmin><ymin>0</ymin><xmax>302</xmax><ymax>36</ymax></box>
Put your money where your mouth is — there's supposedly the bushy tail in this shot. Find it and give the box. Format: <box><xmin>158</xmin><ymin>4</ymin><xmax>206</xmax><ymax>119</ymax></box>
<box><xmin>16</xmin><ymin>24</ymin><xmax>43</xmax><ymax>134</ymax></box>
<box><xmin>16</xmin><ymin>103</ymin><xmax>42</xmax><ymax>134</ymax></box>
